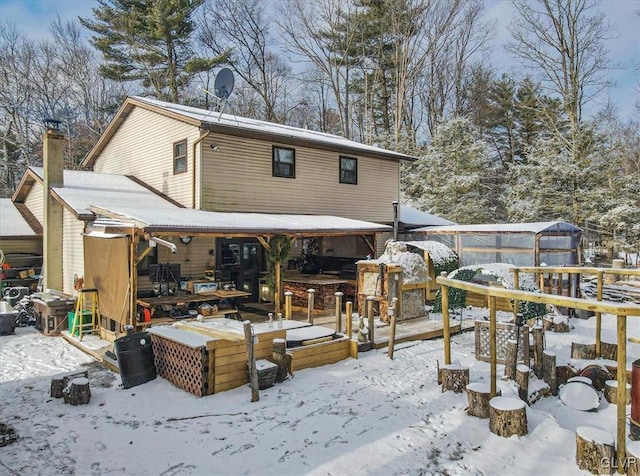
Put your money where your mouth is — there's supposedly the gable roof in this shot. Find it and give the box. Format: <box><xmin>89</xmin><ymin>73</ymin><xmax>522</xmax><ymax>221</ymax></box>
<box><xmin>14</xmin><ymin>167</ymin><xmax>182</xmax><ymax>220</ymax></box>
<box><xmin>0</xmin><ymin>199</ymin><xmax>39</xmax><ymax>237</ymax></box>
<box><xmin>82</xmin><ymin>96</ymin><xmax>418</xmax><ymax>168</ymax></box>
<box><xmin>413</xmin><ymin>221</ymin><xmax>582</xmax><ymax>234</ymax></box>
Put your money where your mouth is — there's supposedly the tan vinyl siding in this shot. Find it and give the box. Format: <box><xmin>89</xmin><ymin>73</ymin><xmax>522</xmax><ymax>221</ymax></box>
<box><xmin>200</xmin><ymin>135</ymin><xmax>399</xmax><ymax>223</ymax></box>
<box><xmin>24</xmin><ymin>182</ymin><xmax>44</xmax><ymax>225</ymax></box>
<box><xmin>62</xmin><ymin>210</ymin><xmax>85</xmax><ymax>295</ymax></box>
<box><xmin>0</xmin><ymin>239</ymin><xmax>41</xmax><ymax>255</ymax></box>
<box><xmin>154</xmin><ymin>236</ymin><xmax>216</xmax><ymax>280</ymax></box>
<box><xmin>376</xmin><ymin>231</ymin><xmax>393</xmax><ymax>257</ymax></box>
<box><xmin>92</xmin><ymin>107</ymin><xmax>201</xmax><ymax>207</ymax></box>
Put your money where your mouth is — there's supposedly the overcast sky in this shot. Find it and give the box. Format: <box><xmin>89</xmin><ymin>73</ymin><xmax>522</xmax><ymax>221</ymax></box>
<box><xmin>1</xmin><ymin>0</ymin><xmax>638</xmax><ymax>121</ymax></box>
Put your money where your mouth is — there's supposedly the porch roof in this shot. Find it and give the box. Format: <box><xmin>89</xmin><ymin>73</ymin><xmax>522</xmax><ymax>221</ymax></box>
<box><xmin>0</xmin><ymin>199</ymin><xmax>37</xmax><ymax>237</ymax></box>
<box><xmin>89</xmin><ymin>205</ymin><xmax>392</xmax><ymax>237</ymax></box>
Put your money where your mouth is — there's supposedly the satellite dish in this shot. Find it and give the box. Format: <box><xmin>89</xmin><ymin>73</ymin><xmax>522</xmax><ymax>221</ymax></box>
<box><xmin>214</xmin><ymin>68</ymin><xmax>234</xmax><ymax>100</ymax></box>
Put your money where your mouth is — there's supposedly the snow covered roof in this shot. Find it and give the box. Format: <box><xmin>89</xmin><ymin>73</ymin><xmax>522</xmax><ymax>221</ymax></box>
<box><xmin>89</xmin><ymin>204</ymin><xmax>392</xmax><ymax>236</ymax></box>
<box><xmin>15</xmin><ymin>167</ymin><xmax>388</xmax><ymax>237</ymax></box>
<box><xmin>398</xmin><ymin>205</ymin><xmax>456</xmax><ymax>227</ymax></box>
<box><xmin>413</xmin><ymin>221</ymin><xmax>581</xmax><ymax>234</ymax></box>
<box><xmin>0</xmin><ymin>199</ymin><xmax>37</xmax><ymax>237</ymax></box>
<box><xmin>27</xmin><ymin>167</ymin><xmax>180</xmax><ymax>218</ymax></box>
<box><xmin>82</xmin><ymin>96</ymin><xmax>417</xmax><ymax>167</ymax></box>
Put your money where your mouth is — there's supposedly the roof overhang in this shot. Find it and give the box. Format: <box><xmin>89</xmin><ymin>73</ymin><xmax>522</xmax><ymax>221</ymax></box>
<box><xmin>88</xmin><ymin>205</ymin><xmax>391</xmax><ymax>238</ymax></box>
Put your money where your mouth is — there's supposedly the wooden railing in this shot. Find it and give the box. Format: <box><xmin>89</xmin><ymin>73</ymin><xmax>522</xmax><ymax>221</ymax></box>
<box><xmin>436</xmin><ymin>272</ymin><xmax>640</xmax><ymax>473</ymax></box>
<box><xmin>512</xmin><ymin>266</ymin><xmax>640</xmax><ymax>356</ymax></box>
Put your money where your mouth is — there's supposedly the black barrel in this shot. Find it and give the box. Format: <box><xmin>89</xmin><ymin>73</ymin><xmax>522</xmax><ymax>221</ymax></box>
<box><xmin>114</xmin><ymin>331</ymin><xmax>156</xmax><ymax>389</ymax></box>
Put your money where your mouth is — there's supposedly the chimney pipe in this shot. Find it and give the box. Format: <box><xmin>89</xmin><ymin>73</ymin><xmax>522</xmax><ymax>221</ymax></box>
<box><xmin>392</xmin><ymin>201</ymin><xmax>399</xmax><ymax>241</ymax></box>
<box><xmin>43</xmin><ymin>120</ymin><xmax>65</xmax><ymax>291</ymax></box>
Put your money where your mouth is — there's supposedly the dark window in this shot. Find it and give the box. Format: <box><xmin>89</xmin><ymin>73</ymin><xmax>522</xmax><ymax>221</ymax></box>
<box><xmin>173</xmin><ymin>139</ymin><xmax>187</xmax><ymax>174</ymax></box>
<box><xmin>340</xmin><ymin>156</ymin><xmax>357</xmax><ymax>184</ymax></box>
<box><xmin>273</xmin><ymin>146</ymin><xmax>295</xmax><ymax>178</ymax></box>
<box><xmin>136</xmin><ymin>241</ymin><xmax>157</xmax><ymax>277</ymax></box>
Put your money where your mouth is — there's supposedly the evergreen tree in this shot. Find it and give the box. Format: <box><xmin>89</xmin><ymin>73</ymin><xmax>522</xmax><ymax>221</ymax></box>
<box><xmin>80</xmin><ymin>0</ymin><xmax>221</xmax><ymax>102</ymax></box>
<box><xmin>407</xmin><ymin>116</ymin><xmax>497</xmax><ymax>224</ymax></box>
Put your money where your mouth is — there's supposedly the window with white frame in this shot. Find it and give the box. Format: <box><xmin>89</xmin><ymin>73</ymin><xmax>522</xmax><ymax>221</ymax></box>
<box><xmin>173</xmin><ymin>139</ymin><xmax>188</xmax><ymax>174</ymax></box>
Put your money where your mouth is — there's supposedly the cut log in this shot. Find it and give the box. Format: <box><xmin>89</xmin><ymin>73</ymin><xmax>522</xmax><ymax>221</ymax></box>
<box><xmin>580</xmin><ymin>364</ymin><xmax>613</xmax><ymax>391</ymax></box>
<box><xmin>50</xmin><ymin>369</ymin><xmax>89</xmax><ymax>398</ymax></box>
<box><xmin>516</xmin><ymin>365</ymin><xmax>530</xmax><ymax>402</ymax></box>
<box><xmin>440</xmin><ymin>365</ymin><xmax>469</xmax><ymax>393</ymax></box>
<box><xmin>489</xmin><ymin>396</ymin><xmax>527</xmax><ymax>437</ymax></box>
<box><xmin>543</xmin><ymin>350</ymin><xmax>558</xmax><ymax>396</ymax></box>
<box><xmin>272</xmin><ymin>338</ymin><xmax>292</xmax><ymax>383</ymax></box>
<box><xmin>575</xmin><ymin>426</ymin><xmax>615</xmax><ymax>475</ymax></box>
<box><xmin>466</xmin><ymin>383</ymin><xmax>500</xmax><ymax>418</ymax></box>
<box><xmin>63</xmin><ymin>377</ymin><xmax>91</xmax><ymax>405</ymax></box>
<box><xmin>504</xmin><ymin>340</ymin><xmax>517</xmax><ymax>380</ymax></box>
<box><xmin>556</xmin><ymin>365</ymin><xmax>578</xmax><ymax>387</ymax></box>
<box><xmin>571</xmin><ymin>342</ymin><xmax>596</xmax><ymax>360</ymax></box>
<box><xmin>604</xmin><ymin>379</ymin><xmax>631</xmax><ymax>405</ymax></box>
<box><xmin>553</xmin><ymin>318</ymin><xmax>570</xmax><ymax>333</ymax></box>
<box><xmin>600</xmin><ymin>342</ymin><xmax>617</xmax><ymax>361</ymax></box>
<box><xmin>532</xmin><ymin>326</ymin><xmax>544</xmax><ymax>379</ymax></box>
<box><xmin>628</xmin><ymin>441</ymin><xmax>640</xmax><ymax>476</ymax></box>
<box><xmin>542</xmin><ymin>317</ymin><xmax>553</xmax><ymax>332</ymax></box>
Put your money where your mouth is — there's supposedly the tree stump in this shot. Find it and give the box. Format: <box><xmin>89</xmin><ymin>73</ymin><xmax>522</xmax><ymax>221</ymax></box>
<box><xmin>627</xmin><ymin>441</ymin><xmax>640</xmax><ymax>476</ymax></box>
<box><xmin>466</xmin><ymin>383</ymin><xmax>500</xmax><ymax>418</ymax></box>
<box><xmin>532</xmin><ymin>326</ymin><xmax>544</xmax><ymax>379</ymax></box>
<box><xmin>50</xmin><ymin>370</ymin><xmax>89</xmax><ymax>398</ymax></box>
<box><xmin>516</xmin><ymin>365</ymin><xmax>530</xmax><ymax>402</ymax></box>
<box><xmin>63</xmin><ymin>377</ymin><xmax>91</xmax><ymax>405</ymax></box>
<box><xmin>504</xmin><ymin>340</ymin><xmax>517</xmax><ymax>380</ymax></box>
<box><xmin>571</xmin><ymin>342</ymin><xmax>596</xmax><ymax>360</ymax></box>
<box><xmin>542</xmin><ymin>317</ymin><xmax>553</xmax><ymax>332</ymax></box>
<box><xmin>440</xmin><ymin>365</ymin><xmax>469</xmax><ymax>393</ymax></box>
<box><xmin>575</xmin><ymin>426</ymin><xmax>615</xmax><ymax>475</ymax></box>
<box><xmin>604</xmin><ymin>380</ymin><xmax>631</xmax><ymax>405</ymax></box>
<box><xmin>489</xmin><ymin>396</ymin><xmax>527</xmax><ymax>437</ymax></box>
<box><xmin>552</xmin><ymin>317</ymin><xmax>569</xmax><ymax>333</ymax></box>
<box><xmin>543</xmin><ymin>350</ymin><xmax>558</xmax><ymax>396</ymax></box>
<box><xmin>272</xmin><ymin>338</ymin><xmax>292</xmax><ymax>383</ymax></box>
<box><xmin>601</xmin><ymin>342</ymin><xmax>617</xmax><ymax>361</ymax></box>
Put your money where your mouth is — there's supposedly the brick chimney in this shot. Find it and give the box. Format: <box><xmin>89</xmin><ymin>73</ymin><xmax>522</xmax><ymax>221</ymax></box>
<box><xmin>42</xmin><ymin>119</ymin><xmax>64</xmax><ymax>291</ymax></box>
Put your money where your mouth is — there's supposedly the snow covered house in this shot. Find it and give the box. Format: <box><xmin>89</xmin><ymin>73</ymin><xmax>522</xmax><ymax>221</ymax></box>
<box><xmin>4</xmin><ymin>97</ymin><xmax>417</xmax><ymax>342</ymax></box>
<box><xmin>412</xmin><ymin>221</ymin><xmax>582</xmax><ymax>267</ymax></box>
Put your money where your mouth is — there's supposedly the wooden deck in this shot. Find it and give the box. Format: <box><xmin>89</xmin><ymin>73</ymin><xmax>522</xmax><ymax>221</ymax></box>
<box><xmin>61</xmin><ymin>302</ymin><xmax>470</xmax><ymax>373</ymax></box>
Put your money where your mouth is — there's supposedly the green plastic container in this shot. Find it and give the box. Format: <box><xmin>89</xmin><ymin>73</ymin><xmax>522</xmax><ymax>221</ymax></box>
<box><xmin>67</xmin><ymin>311</ymin><xmax>92</xmax><ymax>336</ymax></box>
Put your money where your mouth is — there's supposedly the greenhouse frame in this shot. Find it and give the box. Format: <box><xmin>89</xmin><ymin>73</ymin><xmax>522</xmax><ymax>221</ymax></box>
<box><xmin>411</xmin><ymin>221</ymin><xmax>582</xmax><ymax>267</ymax></box>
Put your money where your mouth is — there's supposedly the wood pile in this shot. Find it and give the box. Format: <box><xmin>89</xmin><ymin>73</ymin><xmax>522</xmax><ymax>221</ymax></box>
<box><xmin>581</xmin><ymin>279</ymin><xmax>640</xmax><ymax>304</ymax></box>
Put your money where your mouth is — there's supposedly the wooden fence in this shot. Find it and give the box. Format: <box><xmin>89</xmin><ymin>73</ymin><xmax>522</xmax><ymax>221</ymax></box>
<box><xmin>437</xmin><ymin>269</ymin><xmax>640</xmax><ymax>473</ymax></box>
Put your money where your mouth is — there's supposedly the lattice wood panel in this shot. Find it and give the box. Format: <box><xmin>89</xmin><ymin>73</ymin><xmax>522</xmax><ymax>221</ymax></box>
<box><xmin>474</xmin><ymin>321</ymin><xmax>529</xmax><ymax>364</ymax></box>
<box><xmin>151</xmin><ymin>335</ymin><xmax>208</xmax><ymax>397</ymax></box>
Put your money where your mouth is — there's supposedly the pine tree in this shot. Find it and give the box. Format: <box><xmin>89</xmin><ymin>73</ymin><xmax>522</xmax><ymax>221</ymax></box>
<box><xmin>409</xmin><ymin>116</ymin><xmax>497</xmax><ymax>224</ymax></box>
<box><xmin>80</xmin><ymin>0</ymin><xmax>220</xmax><ymax>102</ymax></box>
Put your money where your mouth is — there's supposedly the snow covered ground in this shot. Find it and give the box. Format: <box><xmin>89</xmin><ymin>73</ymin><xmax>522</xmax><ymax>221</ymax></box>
<box><xmin>0</xmin><ymin>309</ymin><xmax>638</xmax><ymax>475</ymax></box>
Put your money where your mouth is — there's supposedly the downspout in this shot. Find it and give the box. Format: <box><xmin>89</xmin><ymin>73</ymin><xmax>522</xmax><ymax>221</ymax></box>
<box><xmin>191</xmin><ymin>131</ymin><xmax>212</xmax><ymax>209</ymax></box>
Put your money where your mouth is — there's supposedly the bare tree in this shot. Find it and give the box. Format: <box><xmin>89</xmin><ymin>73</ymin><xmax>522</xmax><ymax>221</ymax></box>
<box><xmin>276</xmin><ymin>0</ymin><xmax>359</xmax><ymax>138</ymax></box>
<box><xmin>506</xmin><ymin>0</ymin><xmax>615</xmax><ymax>223</ymax></box>
<box><xmin>199</xmin><ymin>0</ymin><xmax>295</xmax><ymax>123</ymax></box>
